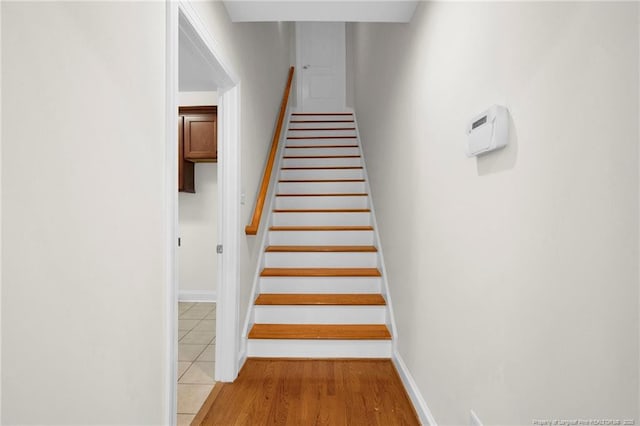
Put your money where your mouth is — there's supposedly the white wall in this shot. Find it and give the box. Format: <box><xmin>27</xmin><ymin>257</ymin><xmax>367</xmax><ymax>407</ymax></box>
<box><xmin>349</xmin><ymin>3</ymin><xmax>639</xmax><ymax>424</ymax></box>
<box><xmin>189</xmin><ymin>3</ymin><xmax>294</xmax><ymax>355</ymax></box>
<box><xmin>179</xmin><ymin>91</ymin><xmax>218</xmax><ymax>107</ymax></box>
<box><xmin>178</xmin><ymin>92</ymin><xmax>218</xmax><ymax>300</ymax></box>
<box><xmin>2</xmin><ymin>2</ymin><xmax>167</xmax><ymax>424</ymax></box>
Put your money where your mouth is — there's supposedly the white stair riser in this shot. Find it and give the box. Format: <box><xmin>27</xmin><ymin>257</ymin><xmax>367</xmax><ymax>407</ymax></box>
<box><xmin>275</xmin><ymin>195</ymin><xmax>368</xmax><ymax>210</ymax></box>
<box><xmin>268</xmin><ymin>230</ymin><xmax>374</xmax><ymax>245</ymax></box>
<box><xmin>287</xmin><ymin>129</ymin><xmax>356</xmax><ymax>138</ymax></box>
<box><xmin>254</xmin><ymin>306</ymin><xmax>386</xmax><ymax>324</ymax></box>
<box><xmin>247</xmin><ymin>339</ymin><xmax>392</xmax><ymax>358</ymax></box>
<box><xmin>286</xmin><ymin>138</ymin><xmax>357</xmax><ymax>147</ymax></box>
<box><xmin>277</xmin><ymin>181</ymin><xmax>366</xmax><ymax>194</ymax></box>
<box><xmin>284</xmin><ymin>147</ymin><xmax>360</xmax><ymax>157</ymax></box>
<box><xmin>291</xmin><ymin>114</ymin><xmax>353</xmax><ymax>121</ymax></box>
<box><xmin>280</xmin><ymin>169</ymin><xmax>364</xmax><ymax>181</ymax></box>
<box><xmin>259</xmin><ymin>277</ymin><xmax>382</xmax><ymax>294</ymax></box>
<box><xmin>272</xmin><ymin>212</ymin><xmax>371</xmax><ymax>226</ymax></box>
<box><xmin>282</xmin><ymin>157</ymin><xmax>362</xmax><ymax>168</ymax></box>
<box><xmin>264</xmin><ymin>251</ymin><xmax>378</xmax><ymax>268</ymax></box>
<box><xmin>289</xmin><ymin>121</ymin><xmax>355</xmax><ymax>129</ymax></box>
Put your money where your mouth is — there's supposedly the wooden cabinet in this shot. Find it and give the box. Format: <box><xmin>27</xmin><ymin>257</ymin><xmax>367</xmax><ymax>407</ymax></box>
<box><xmin>178</xmin><ymin>106</ymin><xmax>217</xmax><ymax>193</ymax></box>
<box><xmin>184</xmin><ymin>114</ymin><xmax>217</xmax><ymax>161</ymax></box>
<box><xmin>178</xmin><ymin>115</ymin><xmax>195</xmax><ymax>193</ymax></box>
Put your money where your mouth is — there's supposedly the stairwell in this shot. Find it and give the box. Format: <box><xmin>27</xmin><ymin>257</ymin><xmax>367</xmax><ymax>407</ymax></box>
<box><xmin>246</xmin><ymin>111</ymin><xmax>394</xmax><ymax>358</ymax></box>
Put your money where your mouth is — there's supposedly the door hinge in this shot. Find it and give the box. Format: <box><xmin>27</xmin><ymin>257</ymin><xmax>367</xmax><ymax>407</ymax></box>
<box><xmin>216</xmin><ymin>244</ymin><xmax>223</xmax><ymax>254</ymax></box>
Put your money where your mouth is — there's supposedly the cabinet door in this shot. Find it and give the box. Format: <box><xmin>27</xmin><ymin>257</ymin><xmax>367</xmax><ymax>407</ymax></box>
<box><xmin>178</xmin><ymin>115</ymin><xmax>195</xmax><ymax>193</ymax></box>
<box><xmin>184</xmin><ymin>113</ymin><xmax>217</xmax><ymax>162</ymax></box>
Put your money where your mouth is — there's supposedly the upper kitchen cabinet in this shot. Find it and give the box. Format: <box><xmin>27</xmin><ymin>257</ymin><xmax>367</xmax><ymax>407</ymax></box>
<box><xmin>180</xmin><ymin>106</ymin><xmax>217</xmax><ymax>162</ymax></box>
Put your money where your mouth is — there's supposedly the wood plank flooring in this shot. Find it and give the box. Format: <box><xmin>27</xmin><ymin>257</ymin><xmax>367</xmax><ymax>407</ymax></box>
<box><xmin>193</xmin><ymin>359</ymin><xmax>420</xmax><ymax>426</ymax></box>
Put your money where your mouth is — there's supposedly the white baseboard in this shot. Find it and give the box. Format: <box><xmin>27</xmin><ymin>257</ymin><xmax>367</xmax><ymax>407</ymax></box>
<box><xmin>178</xmin><ymin>290</ymin><xmax>216</xmax><ymax>303</ymax></box>
<box><xmin>392</xmin><ymin>350</ymin><xmax>437</xmax><ymax>426</ymax></box>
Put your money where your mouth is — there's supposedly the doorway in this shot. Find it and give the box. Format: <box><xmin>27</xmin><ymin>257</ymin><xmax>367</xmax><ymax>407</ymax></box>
<box><xmin>176</xmin><ymin>102</ymin><xmax>218</xmax><ymax>421</ymax></box>
<box><xmin>166</xmin><ymin>1</ymin><xmax>241</xmax><ymax>423</ymax></box>
<box><xmin>295</xmin><ymin>22</ymin><xmax>346</xmax><ymax>112</ymax></box>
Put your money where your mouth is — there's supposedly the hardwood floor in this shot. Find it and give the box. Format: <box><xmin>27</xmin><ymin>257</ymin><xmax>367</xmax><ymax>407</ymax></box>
<box><xmin>193</xmin><ymin>358</ymin><xmax>419</xmax><ymax>426</ymax></box>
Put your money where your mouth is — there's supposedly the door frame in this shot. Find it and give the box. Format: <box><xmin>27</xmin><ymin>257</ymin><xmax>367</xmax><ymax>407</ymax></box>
<box><xmin>166</xmin><ymin>2</ymin><xmax>241</xmax><ymax>423</ymax></box>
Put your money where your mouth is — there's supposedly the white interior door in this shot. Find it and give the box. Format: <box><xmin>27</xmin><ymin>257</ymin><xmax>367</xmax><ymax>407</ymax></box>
<box><xmin>296</xmin><ymin>22</ymin><xmax>346</xmax><ymax>112</ymax></box>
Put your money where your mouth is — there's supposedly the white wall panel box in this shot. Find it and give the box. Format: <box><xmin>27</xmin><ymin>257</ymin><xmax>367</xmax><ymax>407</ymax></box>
<box><xmin>466</xmin><ymin>105</ymin><xmax>509</xmax><ymax>157</ymax></box>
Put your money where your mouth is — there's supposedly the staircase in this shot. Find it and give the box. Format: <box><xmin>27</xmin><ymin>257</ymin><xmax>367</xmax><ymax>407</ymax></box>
<box><xmin>246</xmin><ymin>111</ymin><xmax>393</xmax><ymax>358</ymax></box>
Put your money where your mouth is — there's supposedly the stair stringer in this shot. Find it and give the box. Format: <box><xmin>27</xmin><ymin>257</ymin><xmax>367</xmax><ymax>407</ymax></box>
<box><xmin>351</xmin><ymin>110</ymin><xmax>399</xmax><ymax>351</ymax></box>
<box><xmin>238</xmin><ymin>109</ymin><xmax>293</xmax><ymax>365</ymax></box>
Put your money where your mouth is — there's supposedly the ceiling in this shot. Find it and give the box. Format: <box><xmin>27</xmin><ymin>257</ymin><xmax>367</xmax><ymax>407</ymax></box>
<box><xmin>179</xmin><ymin>1</ymin><xmax>418</xmax><ymax>91</ymax></box>
<box><xmin>222</xmin><ymin>1</ymin><xmax>419</xmax><ymax>23</ymax></box>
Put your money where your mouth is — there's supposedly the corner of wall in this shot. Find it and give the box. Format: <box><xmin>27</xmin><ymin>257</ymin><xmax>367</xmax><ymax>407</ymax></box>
<box><xmin>392</xmin><ymin>350</ymin><xmax>437</xmax><ymax>426</ymax></box>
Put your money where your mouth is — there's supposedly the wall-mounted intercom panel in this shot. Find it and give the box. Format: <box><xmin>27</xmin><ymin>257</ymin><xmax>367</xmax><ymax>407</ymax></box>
<box><xmin>466</xmin><ymin>105</ymin><xmax>509</xmax><ymax>157</ymax></box>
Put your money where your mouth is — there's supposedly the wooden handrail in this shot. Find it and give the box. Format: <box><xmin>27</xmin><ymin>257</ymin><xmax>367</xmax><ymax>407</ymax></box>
<box><xmin>245</xmin><ymin>66</ymin><xmax>295</xmax><ymax>235</ymax></box>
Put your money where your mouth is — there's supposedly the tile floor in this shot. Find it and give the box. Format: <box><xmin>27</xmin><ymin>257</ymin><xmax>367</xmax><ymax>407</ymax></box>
<box><xmin>177</xmin><ymin>302</ymin><xmax>216</xmax><ymax>425</ymax></box>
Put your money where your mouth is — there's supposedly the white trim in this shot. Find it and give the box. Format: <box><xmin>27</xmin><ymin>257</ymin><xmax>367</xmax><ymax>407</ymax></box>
<box><xmin>164</xmin><ymin>2</ymin><xmax>179</xmax><ymax>424</ymax></box>
<box><xmin>168</xmin><ymin>6</ymin><xmax>242</xmax><ymax>423</ymax></box>
<box><xmin>392</xmin><ymin>351</ymin><xmax>437</xmax><ymax>426</ymax></box>
<box><xmin>179</xmin><ymin>290</ymin><xmax>217</xmax><ymax>303</ymax></box>
<box><xmin>177</xmin><ymin>0</ymin><xmax>241</xmax><ymax>384</ymax></box>
<box><xmin>239</xmin><ymin>107</ymin><xmax>293</xmax><ymax>365</ymax></box>
<box><xmin>178</xmin><ymin>1</ymin><xmax>239</xmax><ymax>89</ymax></box>
<box><xmin>216</xmin><ymin>83</ymin><xmax>242</xmax><ymax>382</ymax></box>
<box><xmin>351</xmin><ymin>111</ymin><xmax>399</xmax><ymax>349</ymax></box>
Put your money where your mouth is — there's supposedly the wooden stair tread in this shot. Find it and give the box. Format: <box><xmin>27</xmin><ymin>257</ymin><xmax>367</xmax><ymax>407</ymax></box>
<box><xmin>273</xmin><ymin>209</ymin><xmax>371</xmax><ymax>213</ymax></box>
<box><xmin>288</xmin><ymin>136</ymin><xmax>357</xmax><ymax>140</ymax></box>
<box><xmin>283</xmin><ymin>155</ymin><xmax>360</xmax><ymax>159</ymax></box>
<box><xmin>290</xmin><ymin>120</ymin><xmax>355</xmax><ymax>123</ymax></box>
<box><xmin>279</xmin><ymin>179</ymin><xmax>365</xmax><ymax>183</ymax></box>
<box><xmin>285</xmin><ymin>145</ymin><xmax>359</xmax><ymax>149</ymax></box>
<box><xmin>248</xmin><ymin>324</ymin><xmax>391</xmax><ymax>340</ymax></box>
<box><xmin>276</xmin><ymin>193</ymin><xmax>367</xmax><ymax>197</ymax></box>
<box><xmin>292</xmin><ymin>112</ymin><xmax>353</xmax><ymax>116</ymax></box>
<box><xmin>269</xmin><ymin>226</ymin><xmax>374</xmax><ymax>231</ymax></box>
<box><xmin>266</xmin><ymin>245</ymin><xmax>377</xmax><ymax>252</ymax></box>
<box><xmin>281</xmin><ymin>166</ymin><xmax>364</xmax><ymax>170</ymax></box>
<box><xmin>261</xmin><ymin>267</ymin><xmax>381</xmax><ymax>277</ymax></box>
<box><xmin>288</xmin><ymin>127</ymin><xmax>356</xmax><ymax>131</ymax></box>
<box><xmin>255</xmin><ymin>293</ymin><xmax>385</xmax><ymax>305</ymax></box>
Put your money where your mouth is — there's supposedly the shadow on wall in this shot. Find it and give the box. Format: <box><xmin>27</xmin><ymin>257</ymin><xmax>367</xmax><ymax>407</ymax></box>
<box><xmin>476</xmin><ymin>112</ymin><xmax>519</xmax><ymax>176</ymax></box>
